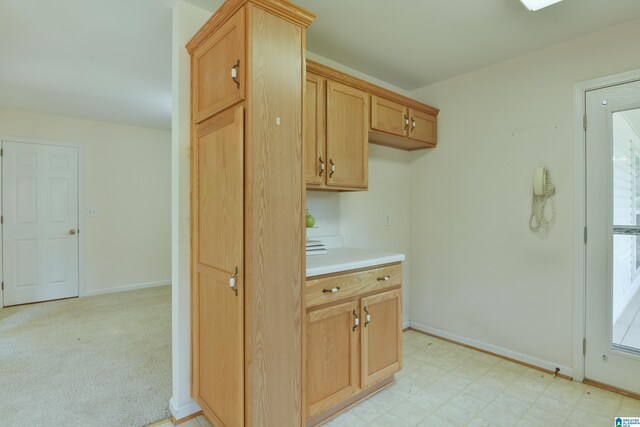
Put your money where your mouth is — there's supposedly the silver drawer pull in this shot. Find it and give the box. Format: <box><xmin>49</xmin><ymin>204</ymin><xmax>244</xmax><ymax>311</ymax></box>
<box><xmin>322</xmin><ymin>286</ymin><xmax>341</xmax><ymax>293</ymax></box>
<box><xmin>377</xmin><ymin>275</ymin><xmax>391</xmax><ymax>281</ymax></box>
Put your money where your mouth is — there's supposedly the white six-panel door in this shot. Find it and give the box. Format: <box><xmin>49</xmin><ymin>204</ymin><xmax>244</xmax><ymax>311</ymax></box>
<box><xmin>2</xmin><ymin>141</ymin><xmax>79</xmax><ymax>306</ymax></box>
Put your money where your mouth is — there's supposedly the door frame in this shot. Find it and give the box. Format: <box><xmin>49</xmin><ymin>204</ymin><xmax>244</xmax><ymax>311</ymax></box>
<box><xmin>0</xmin><ymin>136</ymin><xmax>85</xmax><ymax>308</ymax></box>
<box><xmin>573</xmin><ymin>68</ymin><xmax>640</xmax><ymax>382</ymax></box>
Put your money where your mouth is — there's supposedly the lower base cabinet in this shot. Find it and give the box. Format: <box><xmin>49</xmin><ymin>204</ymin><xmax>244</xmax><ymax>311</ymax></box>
<box><xmin>305</xmin><ymin>264</ymin><xmax>403</xmax><ymax>424</ymax></box>
<box><xmin>306</xmin><ymin>301</ymin><xmax>359</xmax><ymax>418</ymax></box>
<box><xmin>361</xmin><ymin>289</ymin><xmax>402</xmax><ymax>387</ymax></box>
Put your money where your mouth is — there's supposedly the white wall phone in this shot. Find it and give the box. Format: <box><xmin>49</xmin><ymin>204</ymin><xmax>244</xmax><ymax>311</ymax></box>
<box><xmin>529</xmin><ymin>167</ymin><xmax>556</xmax><ymax>234</ymax></box>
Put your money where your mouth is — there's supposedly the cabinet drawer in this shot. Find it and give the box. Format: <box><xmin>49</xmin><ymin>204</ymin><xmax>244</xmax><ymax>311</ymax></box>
<box><xmin>306</xmin><ymin>263</ymin><xmax>401</xmax><ymax>308</ymax></box>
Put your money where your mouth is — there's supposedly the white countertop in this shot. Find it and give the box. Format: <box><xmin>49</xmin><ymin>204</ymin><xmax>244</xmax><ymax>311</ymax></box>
<box><xmin>306</xmin><ymin>247</ymin><xmax>405</xmax><ymax>278</ymax></box>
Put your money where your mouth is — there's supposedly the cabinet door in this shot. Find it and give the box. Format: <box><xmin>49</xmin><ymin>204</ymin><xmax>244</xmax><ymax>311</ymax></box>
<box><xmin>326</xmin><ymin>81</ymin><xmax>368</xmax><ymax>189</ymax></box>
<box><xmin>408</xmin><ymin>108</ymin><xmax>437</xmax><ymax>146</ymax></box>
<box><xmin>361</xmin><ymin>289</ymin><xmax>402</xmax><ymax>388</ymax></box>
<box><xmin>192</xmin><ymin>106</ymin><xmax>244</xmax><ymax>427</ymax></box>
<box><xmin>371</xmin><ymin>95</ymin><xmax>408</xmax><ymax>137</ymax></box>
<box><xmin>305</xmin><ymin>72</ymin><xmax>326</xmax><ymax>186</ymax></box>
<box><xmin>192</xmin><ymin>8</ymin><xmax>246</xmax><ymax>123</ymax></box>
<box><xmin>306</xmin><ymin>300</ymin><xmax>360</xmax><ymax>417</ymax></box>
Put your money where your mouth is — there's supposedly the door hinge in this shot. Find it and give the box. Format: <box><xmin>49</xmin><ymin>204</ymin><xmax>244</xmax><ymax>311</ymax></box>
<box><xmin>1</xmin><ymin>282</ymin><xmax>3</xmax><ymax>291</ymax></box>
<box><xmin>583</xmin><ymin>338</ymin><xmax>587</xmax><ymax>355</ymax></box>
<box><xmin>583</xmin><ymin>114</ymin><xmax>587</xmax><ymax>131</ymax></box>
<box><xmin>584</xmin><ymin>226</ymin><xmax>587</xmax><ymax>244</ymax></box>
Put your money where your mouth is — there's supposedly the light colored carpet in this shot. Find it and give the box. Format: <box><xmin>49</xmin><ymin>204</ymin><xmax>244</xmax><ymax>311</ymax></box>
<box><xmin>0</xmin><ymin>285</ymin><xmax>171</xmax><ymax>427</ymax></box>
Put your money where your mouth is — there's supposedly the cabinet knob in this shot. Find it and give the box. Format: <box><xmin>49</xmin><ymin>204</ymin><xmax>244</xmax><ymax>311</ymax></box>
<box><xmin>404</xmin><ymin>115</ymin><xmax>409</xmax><ymax>130</ymax></box>
<box><xmin>231</xmin><ymin>60</ymin><xmax>240</xmax><ymax>89</ymax></box>
<box><xmin>322</xmin><ymin>286</ymin><xmax>340</xmax><ymax>294</ymax></box>
<box><xmin>352</xmin><ymin>310</ymin><xmax>359</xmax><ymax>331</ymax></box>
<box><xmin>329</xmin><ymin>159</ymin><xmax>335</xmax><ymax>178</ymax></box>
<box><xmin>319</xmin><ymin>157</ymin><xmax>325</xmax><ymax>177</ymax></box>
<box><xmin>377</xmin><ymin>275</ymin><xmax>391</xmax><ymax>281</ymax></box>
<box><xmin>411</xmin><ymin>118</ymin><xmax>416</xmax><ymax>131</ymax></box>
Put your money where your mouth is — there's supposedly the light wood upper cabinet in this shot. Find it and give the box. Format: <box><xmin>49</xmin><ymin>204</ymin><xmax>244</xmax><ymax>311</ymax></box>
<box><xmin>408</xmin><ymin>108</ymin><xmax>437</xmax><ymax>145</ymax></box>
<box><xmin>326</xmin><ymin>81</ymin><xmax>369</xmax><ymax>189</ymax></box>
<box><xmin>370</xmin><ymin>96</ymin><xmax>437</xmax><ymax>149</ymax></box>
<box><xmin>361</xmin><ymin>289</ymin><xmax>402</xmax><ymax>388</ymax></box>
<box><xmin>307</xmin><ymin>60</ymin><xmax>439</xmax><ymax>152</ymax></box>
<box><xmin>306</xmin><ymin>300</ymin><xmax>360</xmax><ymax>418</ymax></box>
<box><xmin>192</xmin><ymin>9</ymin><xmax>245</xmax><ymax>124</ymax></box>
<box><xmin>305</xmin><ymin>72</ymin><xmax>325</xmax><ymax>186</ymax></box>
<box><xmin>371</xmin><ymin>95</ymin><xmax>408</xmax><ymax>137</ymax></box>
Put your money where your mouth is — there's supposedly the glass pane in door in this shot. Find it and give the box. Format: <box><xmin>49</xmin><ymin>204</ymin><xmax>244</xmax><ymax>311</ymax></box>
<box><xmin>612</xmin><ymin>108</ymin><xmax>640</xmax><ymax>354</ymax></box>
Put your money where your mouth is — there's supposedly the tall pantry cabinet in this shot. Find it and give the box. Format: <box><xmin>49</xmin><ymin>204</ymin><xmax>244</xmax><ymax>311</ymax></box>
<box><xmin>186</xmin><ymin>1</ymin><xmax>315</xmax><ymax>426</ymax></box>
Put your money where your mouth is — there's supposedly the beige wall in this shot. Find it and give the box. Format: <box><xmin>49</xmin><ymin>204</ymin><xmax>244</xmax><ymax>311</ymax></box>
<box><xmin>340</xmin><ymin>145</ymin><xmax>412</xmax><ymax>325</ymax></box>
<box><xmin>407</xmin><ymin>18</ymin><xmax>640</xmax><ymax>374</ymax></box>
<box><xmin>307</xmin><ymin>144</ymin><xmax>413</xmax><ymax>324</ymax></box>
<box><xmin>0</xmin><ymin>108</ymin><xmax>171</xmax><ymax>295</ymax></box>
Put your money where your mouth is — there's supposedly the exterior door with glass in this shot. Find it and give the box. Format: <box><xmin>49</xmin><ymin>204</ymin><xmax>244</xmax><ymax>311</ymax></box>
<box><xmin>585</xmin><ymin>79</ymin><xmax>640</xmax><ymax>394</ymax></box>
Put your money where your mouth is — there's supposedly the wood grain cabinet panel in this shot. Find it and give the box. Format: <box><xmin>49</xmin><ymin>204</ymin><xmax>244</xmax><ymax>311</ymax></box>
<box><xmin>192</xmin><ymin>106</ymin><xmax>245</xmax><ymax>427</ymax></box>
<box><xmin>305</xmin><ymin>72</ymin><xmax>325</xmax><ymax>186</ymax></box>
<box><xmin>371</xmin><ymin>95</ymin><xmax>408</xmax><ymax>137</ymax></box>
<box><xmin>361</xmin><ymin>289</ymin><xmax>402</xmax><ymax>388</ymax></box>
<box><xmin>326</xmin><ymin>81</ymin><xmax>368</xmax><ymax>189</ymax></box>
<box><xmin>306</xmin><ymin>300</ymin><xmax>360</xmax><ymax>417</ymax></box>
<box><xmin>192</xmin><ymin>8</ymin><xmax>245</xmax><ymax>123</ymax></box>
<box><xmin>304</xmin><ymin>264</ymin><xmax>403</xmax><ymax>424</ymax></box>
<box><xmin>188</xmin><ymin>2</ymin><xmax>314</xmax><ymax>426</ymax></box>
<box><xmin>307</xmin><ymin>60</ymin><xmax>439</xmax><ymax>151</ymax></box>
<box><xmin>408</xmin><ymin>108</ymin><xmax>437</xmax><ymax>146</ymax></box>
<box><xmin>305</xmin><ymin>263</ymin><xmax>402</xmax><ymax>308</ymax></box>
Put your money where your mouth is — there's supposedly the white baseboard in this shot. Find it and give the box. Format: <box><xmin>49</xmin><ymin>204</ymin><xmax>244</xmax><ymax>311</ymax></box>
<box><xmin>82</xmin><ymin>280</ymin><xmax>170</xmax><ymax>297</ymax></box>
<box><xmin>403</xmin><ymin>320</ymin><xmax>410</xmax><ymax>330</ymax></box>
<box><xmin>169</xmin><ymin>397</ymin><xmax>201</xmax><ymax>421</ymax></box>
<box><xmin>409</xmin><ymin>321</ymin><xmax>573</xmax><ymax>378</ymax></box>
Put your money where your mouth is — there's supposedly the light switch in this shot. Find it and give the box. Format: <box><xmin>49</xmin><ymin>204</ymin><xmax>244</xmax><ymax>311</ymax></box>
<box><xmin>87</xmin><ymin>208</ymin><xmax>99</xmax><ymax>217</ymax></box>
<box><xmin>384</xmin><ymin>213</ymin><xmax>391</xmax><ymax>226</ymax></box>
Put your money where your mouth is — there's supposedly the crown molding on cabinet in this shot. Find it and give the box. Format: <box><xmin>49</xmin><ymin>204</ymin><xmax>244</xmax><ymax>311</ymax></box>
<box><xmin>186</xmin><ymin>0</ymin><xmax>315</xmax><ymax>53</ymax></box>
<box><xmin>306</xmin><ymin>59</ymin><xmax>439</xmax><ymax>118</ymax></box>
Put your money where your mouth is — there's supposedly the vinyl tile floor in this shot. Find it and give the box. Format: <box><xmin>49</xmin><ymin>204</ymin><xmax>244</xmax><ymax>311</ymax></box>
<box><xmin>157</xmin><ymin>330</ymin><xmax>640</xmax><ymax>427</ymax></box>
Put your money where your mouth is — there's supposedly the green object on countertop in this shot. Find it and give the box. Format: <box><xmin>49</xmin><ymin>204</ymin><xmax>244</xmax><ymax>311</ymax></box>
<box><xmin>306</xmin><ymin>209</ymin><xmax>315</xmax><ymax>228</ymax></box>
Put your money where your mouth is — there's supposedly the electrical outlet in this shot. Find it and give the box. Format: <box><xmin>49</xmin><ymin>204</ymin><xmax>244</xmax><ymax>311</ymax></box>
<box><xmin>87</xmin><ymin>208</ymin><xmax>99</xmax><ymax>217</ymax></box>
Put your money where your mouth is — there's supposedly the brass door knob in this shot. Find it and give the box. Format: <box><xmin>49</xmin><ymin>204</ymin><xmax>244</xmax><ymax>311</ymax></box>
<box><xmin>68</xmin><ymin>229</ymin><xmax>77</xmax><ymax>235</ymax></box>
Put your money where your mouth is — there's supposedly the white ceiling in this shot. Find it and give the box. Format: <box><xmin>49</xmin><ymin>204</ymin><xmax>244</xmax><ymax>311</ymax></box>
<box><xmin>296</xmin><ymin>0</ymin><xmax>640</xmax><ymax>90</ymax></box>
<box><xmin>0</xmin><ymin>0</ymin><xmax>174</xmax><ymax>130</ymax></box>
<box><xmin>2</xmin><ymin>0</ymin><xmax>640</xmax><ymax>130</ymax></box>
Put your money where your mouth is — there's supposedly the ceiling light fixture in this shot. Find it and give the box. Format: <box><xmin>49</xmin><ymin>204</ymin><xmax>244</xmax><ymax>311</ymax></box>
<box><xmin>519</xmin><ymin>0</ymin><xmax>564</xmax><ymax>11</ymax></box>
